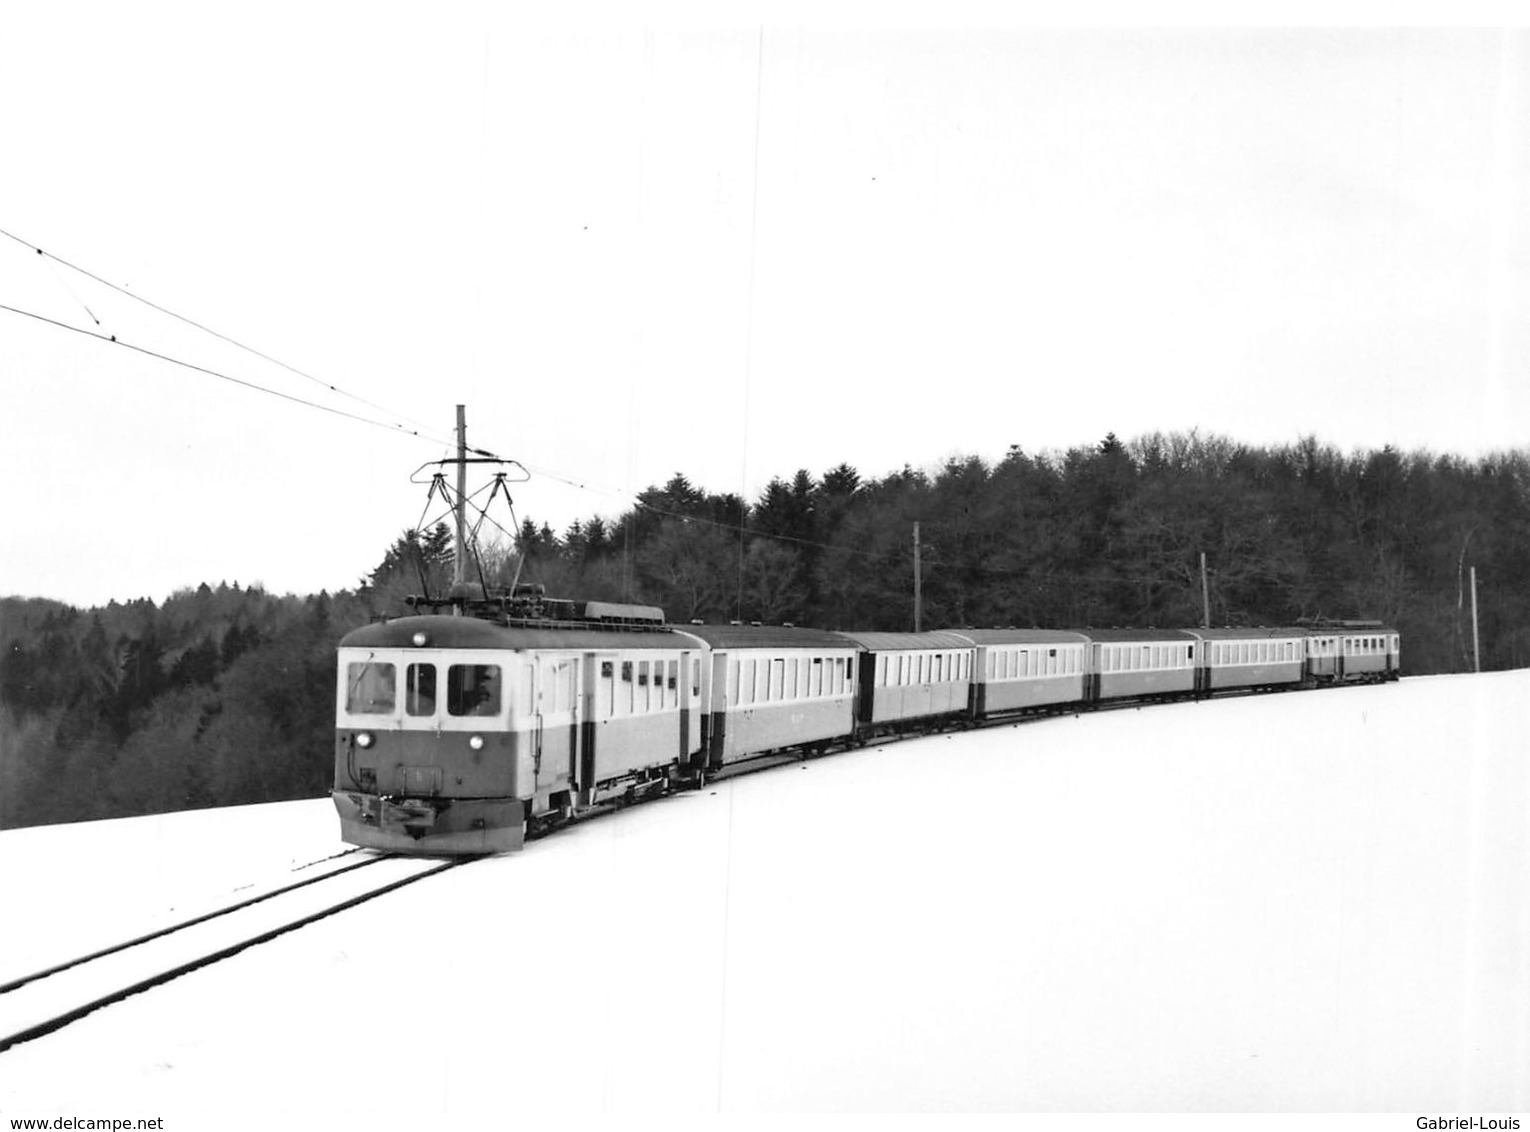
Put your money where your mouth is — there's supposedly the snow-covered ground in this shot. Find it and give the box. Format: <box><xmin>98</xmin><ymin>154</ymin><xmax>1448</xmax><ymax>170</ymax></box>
<box><xmin>1</xmin><ymin>672</ymin><xmax>1526</xmax><ymax>1118</ymax></box>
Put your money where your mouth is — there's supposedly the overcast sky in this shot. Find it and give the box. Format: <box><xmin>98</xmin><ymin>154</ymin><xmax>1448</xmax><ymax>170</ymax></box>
<box><xmin>3</xmin><ymin>8</ymin><xmax>1527</xmax><ymax>607</ymax></box>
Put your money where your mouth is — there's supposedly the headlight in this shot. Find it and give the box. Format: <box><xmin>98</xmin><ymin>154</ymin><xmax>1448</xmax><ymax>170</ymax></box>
<box><xmin>468</xmin><ymin>735</ymin><xmax>485</xmax><ymax>750</ymax></box>
<box><xmin>411</xmin><ymin>631</ymin><xmax>428</xmax><ymax>647</ymax></box>
<box><xmin>355</xmin><ymin>732</ymin><xmax>374</xmax><ymax>748</ymax></box>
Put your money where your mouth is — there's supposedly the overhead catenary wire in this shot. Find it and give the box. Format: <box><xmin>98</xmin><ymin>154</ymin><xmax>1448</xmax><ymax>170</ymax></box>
<box><xmin>0</xmin><ymin>301</ymin><xmax>445</xmax><ymax>443</ymax></box>
<box><xmin>2</xmin><ymin>219</ymin><xmax>955</xmax><ymax>567</ymax></box>
<box><xmin>0</xmin><ymin>224</ymin><xmax>446</xmax><ymax>442</ymax></box>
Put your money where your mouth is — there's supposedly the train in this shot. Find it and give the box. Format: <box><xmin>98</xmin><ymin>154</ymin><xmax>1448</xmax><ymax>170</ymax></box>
<box><xmin>331</xmin><ymin>589</ymin><xmax>1401</xmax><ymax>855</ymax></box>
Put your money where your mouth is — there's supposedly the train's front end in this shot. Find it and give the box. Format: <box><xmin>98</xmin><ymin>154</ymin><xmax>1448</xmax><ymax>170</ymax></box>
<box><xmin>333</xmin><ymin>615</ymin><xmax>526</xmax><ymax>854</ymax></box>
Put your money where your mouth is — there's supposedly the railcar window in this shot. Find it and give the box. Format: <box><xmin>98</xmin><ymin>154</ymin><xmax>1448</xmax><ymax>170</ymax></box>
<box><xmin>668</xmin><ymin>661</ymin><xmax>679</xmax><ymax>707</ymax></box>
<box><xmin>517</xmin><ymin>663</ymin><xmax>534</xmax><ymax>717</ymax></box>
<box><xmin>447</xmin><ymin>664</ymin><xmax>500</xmax><ymax>717</ymax></box>
<box><xmin>346</xmin><ymin>661</ymin><xmax>396</xmax><ymax>714</ymax></box>
<box><xmin>543</xmin><ymin>661</ymin><xmax>573</xmax><ymax>714</ymax></box>
<box><xmin>693</xmin><ymin>659</ymin><xmax>702</xmax><ymax>698</ymax></box>
<box><xmin>740</xmin><ymin>660</ymin><xmax>755</xmax><ymax>705</ymax></box>
<box><xmin>405</xmin><ymin>663</ymin><xmax>436</xmax><ymax>716</ymax></box>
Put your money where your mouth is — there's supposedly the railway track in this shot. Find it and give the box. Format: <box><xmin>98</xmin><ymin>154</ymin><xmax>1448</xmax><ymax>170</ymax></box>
<box><xmin>0</xmin><ymin>851</ymin><xmax>460</xmax><ymax>1054</ymax></box>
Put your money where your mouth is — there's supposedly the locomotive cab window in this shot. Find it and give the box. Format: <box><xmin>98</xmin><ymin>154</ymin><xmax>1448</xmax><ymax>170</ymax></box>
<box><xmin>346</xmin><ymin>661</ymin><xmax>396</xmax><ymax>715</ymax></box>
<box><xmin>405</xmin><ymin>663</ymin><xmax>436</xmax><ymax>716</ymax></box>
<box><xmin>448</xmin><ymin>664</ymin><xmax>501</xmax><ymax>717</ymax></box>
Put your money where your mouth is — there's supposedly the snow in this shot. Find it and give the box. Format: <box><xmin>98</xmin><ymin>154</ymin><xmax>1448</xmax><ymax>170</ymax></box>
<box><xmin>1</xmin><ymin>672</ymin><xmax>1526</xmax><ymax>1119</ymax></box>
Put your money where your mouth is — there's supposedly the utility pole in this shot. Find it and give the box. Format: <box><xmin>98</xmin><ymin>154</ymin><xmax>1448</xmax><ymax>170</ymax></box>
<box><xmin>913</xmin><ymin>522</ymin><xmax>922</xmax><ymax>633</ymax></box>
<box><xmin>1471</xmin><ymin>566</ymin><xmax>1481</xmax><ymax>673</ymax></box>
<box><xmin>1200</xmin><ymin>552</ymin><xmax>1211</xmax><ymax>629</ymax></box>
<box><xmin>453</xmin><ymin>404</ymin><xmax>468</xmax><ymax>604</ymax></box>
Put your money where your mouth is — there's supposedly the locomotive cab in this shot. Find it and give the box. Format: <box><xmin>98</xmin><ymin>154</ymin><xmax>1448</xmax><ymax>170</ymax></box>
<box><xmin>333</xmin><ymin>617</ymin><xmax>530</xmax><ymax>854</ymax></box>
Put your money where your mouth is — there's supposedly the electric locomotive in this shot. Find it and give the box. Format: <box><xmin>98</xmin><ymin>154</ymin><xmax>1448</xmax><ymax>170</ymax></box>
<box><xmin>333</xmin><ymin>593</ymin><xmax>693</xmax><ymax>853</ymax></box>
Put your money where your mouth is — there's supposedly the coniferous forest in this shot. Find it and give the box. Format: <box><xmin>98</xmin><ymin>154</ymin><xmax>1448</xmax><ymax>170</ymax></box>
<box><xmin>3</xmin><ymin>432</ymin><xmax>1527</xmax><ymax>830</ymax></box>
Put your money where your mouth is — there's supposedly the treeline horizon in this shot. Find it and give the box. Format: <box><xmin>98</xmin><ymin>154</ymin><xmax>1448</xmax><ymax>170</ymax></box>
<box><xmin>3</xmin><ymin>430</ymin><xmax>1526</xmax><ymax>831</ymax></box>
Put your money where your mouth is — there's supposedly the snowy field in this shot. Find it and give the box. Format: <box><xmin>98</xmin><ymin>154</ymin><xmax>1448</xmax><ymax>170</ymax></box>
<box><xmin>0</xmin><ymin>671</ymin><xmax>1526</xmax><ymax>1119</ymax></box>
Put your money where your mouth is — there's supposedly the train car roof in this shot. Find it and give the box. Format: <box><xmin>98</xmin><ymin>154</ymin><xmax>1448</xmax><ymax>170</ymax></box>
<box><xmin>1075</xmin><ymin>628</ymin><xmax>1201</xmax><ymax>643</ymax></box>
<box><xmin>830</xmin><ymin>630</ymin><xmax>976</xmax><ymax>650</ymax></box>
<box><xmin>672</xmin><ymin>624</ymin><xmax>857</xmax><ymax>649</ymax></box>
<box><xmin>338</xmin><ymin>615</ymin><xmax>687</xmax><ymax>652</ymax></box>
<box><xmin>946</xmin><ymin>629</ymin><xmax>1092</xmax><ymax>646</ymax></box>
<box><xmin>1183</xmin><ymin>627</ymin><xmax>1309</xmax><ymax>641</ymax></box>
